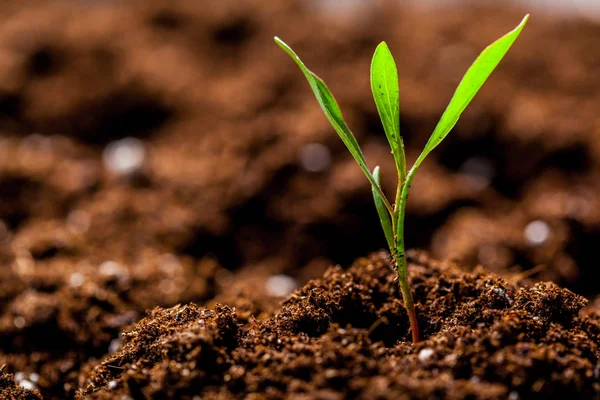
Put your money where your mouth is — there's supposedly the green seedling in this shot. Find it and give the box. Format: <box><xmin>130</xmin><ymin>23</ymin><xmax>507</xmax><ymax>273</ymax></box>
<box><xmin>275</xmin><ymin>15</ymin><xmax>528</xmax><ymax>343</ymax></box>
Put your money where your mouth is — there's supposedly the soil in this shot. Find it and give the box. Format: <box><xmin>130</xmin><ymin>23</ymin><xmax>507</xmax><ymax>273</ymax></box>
<box><xmin>0</xmin><ymin>0</ymin><xmax>599</xmax><ymax>398</ymax></box>
<box><xmin>78</xmin><ymin>252</ymin><xmax>600</xmax><ymax>399</ymax></box>
<box><xmin>0</xmin><ymin>366</ymin><xmax>42</xmax><ymax>400</ymax></box>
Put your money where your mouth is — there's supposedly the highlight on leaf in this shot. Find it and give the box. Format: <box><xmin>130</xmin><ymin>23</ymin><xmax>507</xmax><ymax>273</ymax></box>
<box><xmin>371</xmin><ymin>42</ymin><xmax>405</xmax><ymax>181</ymax></box>
<box><xmin>274</xmin><ymin>37</ymin><xmax>393</xmax><ymax>214</ymax></box>
<box><xmin>413</xmin><ymin>14</ymin><xmax>529</xmax><ymax>169</ymax></box>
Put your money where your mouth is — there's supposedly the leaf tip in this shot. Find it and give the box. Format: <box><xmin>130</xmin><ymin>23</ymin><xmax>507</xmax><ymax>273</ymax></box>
<box><xmin>374</xmin><ymin>41</ymin><xmax>391</xmax><ymax>55</ymax></box>
<box><xmin>274</xmin><ymin>36</ymin><xmax>289</xmax><ymax>51</ymax></box>
<box><xmin>516</xmin><ymin>14</ymin><xmax>530</xmax><ymax>31</ymax></box>
<box><xmin>373</xmin><ymin>166</ymin><xmax>382</xmax><ymax>186</ymax></box>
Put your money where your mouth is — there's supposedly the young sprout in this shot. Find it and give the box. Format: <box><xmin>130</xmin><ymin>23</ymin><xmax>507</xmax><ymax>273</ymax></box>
<box><xmin>275</xmin><ymin>15</ymin><xmax>528</xmax><ymax>343</ymax></box>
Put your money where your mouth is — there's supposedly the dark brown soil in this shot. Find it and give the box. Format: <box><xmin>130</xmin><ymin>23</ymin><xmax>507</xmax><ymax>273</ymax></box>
<box><xmin>0</xmin><ymin>365</ymin><xmax>42</xmax><ymax>400</ymax></box>
<box><xmin>77</xmin><ymin>252</ymin><xmax>600</xmax><ymax>399</ymax></box>
<box><xmin>0</xmin><ymin>0</ymin><xmax>599</xmax><ymax>398</ymax></box>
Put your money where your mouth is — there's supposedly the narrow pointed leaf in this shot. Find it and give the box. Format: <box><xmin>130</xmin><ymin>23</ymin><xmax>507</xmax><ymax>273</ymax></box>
<box><xmin>372</xmin><ymin>167</ymin><xmax>394</xmax><ymax>252</ymax></box>
<box><xmin>275</xmin><ymin>36</ymin><xmax>393</xmax><ymax>213</ymax></box>
<box><xmin>310</xmin><ymin>73</ymin><xmax>365</xmax><ymax>162</ymax></box>
<box><xmin>413</xmin><ymin>15</ymin><xmax>529</xmax><ymax>169</ymax></box>
<box><xmin>371</xmin><ymin>42</ymin><xmax>406</xmax><ymax>180</ymax></box>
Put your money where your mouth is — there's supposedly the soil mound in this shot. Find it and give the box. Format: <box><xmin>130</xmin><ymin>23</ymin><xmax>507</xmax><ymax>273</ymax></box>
<box><xmin>78</xmin><ymin>252</ymin><xmax>600</xmax><ymax>399</ymax></box>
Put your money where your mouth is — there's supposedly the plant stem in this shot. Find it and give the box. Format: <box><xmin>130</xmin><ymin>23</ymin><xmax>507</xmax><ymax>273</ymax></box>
<box><xmin>398</xmin><ymin>269</ymin><xmax>419</xmax><ymax>343</ymax></box>
<box><xmin>392</xmin><ymin>249</ymin><xmax>418</xmax><ymax>343</ymax></box>
<box><xmin>394</xmin><ymin>166</ymin><xmax>420</xmax><ymax>343</ymax></box>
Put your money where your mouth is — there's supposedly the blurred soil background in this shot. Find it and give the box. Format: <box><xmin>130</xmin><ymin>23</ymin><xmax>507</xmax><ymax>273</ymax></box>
<box><xmin>0</xmin><ymin>0</ymin><xmax>599</xmax><ymax>398</ymax></box>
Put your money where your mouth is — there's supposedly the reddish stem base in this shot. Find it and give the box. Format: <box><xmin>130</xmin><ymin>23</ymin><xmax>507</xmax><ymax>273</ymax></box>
<box><xmin>408</xmin><ymin>307</ymin><xmax>419</xmax><ymax>343</ymax></box>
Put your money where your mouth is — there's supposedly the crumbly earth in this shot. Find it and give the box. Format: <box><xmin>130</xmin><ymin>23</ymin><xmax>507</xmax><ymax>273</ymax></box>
<box><xmin>0</xmin><ymin>0</ymin><xmax>599</xmax><ymax>398</ymax></box>
<box><xmin>0</xmin><ymin>366</ymin><xmax>42</xmax><ymax>400</ymax></box>
<box><xmin>77</xmin><ymin>252</ymin><xmax>600</xmax><ymax>399</ymax></box>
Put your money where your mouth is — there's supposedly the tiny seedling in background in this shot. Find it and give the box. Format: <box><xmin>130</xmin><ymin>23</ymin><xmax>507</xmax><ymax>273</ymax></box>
<box><xmin>275</xmin><ymin>15</ymin><xmax>528</xmax><ymax>343</ymax></box>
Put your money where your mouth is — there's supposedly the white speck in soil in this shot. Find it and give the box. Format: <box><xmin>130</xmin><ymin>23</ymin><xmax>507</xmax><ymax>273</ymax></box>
<box><xmin>109</xmin><ymin>338</ymin><xmax>122</xmax><ymax>353</ymax></box>
<box><xmin>508</xmin><ymin>391</ymin><xmax>520</xmax><ymax>400</ymax></box>
<box><xmin>324</xmin><ymin>369</ymin><xmax>337</xmax><ymax>379</ymax></box>
<box><xmin>67</xmin><ymin>210</ymin><xmax>91</xmax><ymax>235</ymax></box>
<box><xmin>458</xmin><ymin>157</ymin><xmax>494</xmax><ymax>191</ymax></box>
<box><xmin>525</xmin><ymin>220</ymin><xmax>551</xmax><ymax>246</ymax></box>
<box><xmin>29</xmin><ymin>373</ymin><xmax>39</xmax><ymax>383</ymax></box>
<box><xmin>491</xmin><ymin>287</ymin><xmax>513</xmax><ymax>305</ymax></box>
<box><xmin>418</xmin><ymin>348</ymin><xmax>434</xmax><ymax>361</ymax></box>
<box><xmin>443</xmin><ymin>353</ymin><xmax>457</xmax><ymax>367</ymax></box>
<box><xmin>108</xmin><ymin>380</ymin><xmax>118</xmax><ymax>390</ymax></box>
<box><xmin>69</xmin><ymin>272</ymin><xmax>85</xmax><ymax>288</ymax></box>
<box><xmin>14</xmin><ymin>372</ymin><xmax>24</xmax><ymax>382</ymax></box>
<box><xmin>18</xmin><ymin>379</ymin><xmax>36</xmax><ymax>391</ymax></box>
<box><xmin>265</xmin><ymin>274</ymin><xmax>297</xmax><ymax>297</ymax></box>
<box><xmin>298</xmin><ymin>143</ymin><xmax>331</xmax><ymax>172</ymax></box>
<box><xmin>103</xmin><ymin>137</ymin><xmax>146</xmax><ymax>175</ymax></box>
<box><xmin>99</xmin><ymin>261</ymin><xmax>126</xmax><ymax>278</ymax></box>
<box><xmin>13</xmin><ymin>316</ymin><xmax>25</xmax><ymax>329</ymax></box>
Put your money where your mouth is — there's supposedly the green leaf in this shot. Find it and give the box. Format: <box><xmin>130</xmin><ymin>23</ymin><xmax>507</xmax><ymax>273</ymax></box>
<box><xmin>413</xmin><ymin>14</ymin><xmax>529</xmax><ymax>169</ymax></box>
<box><xmin>275</xmin><ymin>36</ymin><xmax>393</xmax><ymax>214</ymax></box>
<box><xmin>309</xmin><ymin>73</ymin><xmax>364</xmax><ymax>162</ymax></box>
<box><xmin>371</xmin><ymin>42</ymin><xmax>406</xmax><ymax>181</ymax></box>
<box><xmin>372</xmin><ymin>167</ymin><xmax>395</xmax><ymax>252</ymax></box>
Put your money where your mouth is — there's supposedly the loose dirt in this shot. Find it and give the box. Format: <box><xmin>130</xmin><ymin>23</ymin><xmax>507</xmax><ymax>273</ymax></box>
<box><xmin>78</xmin><ymin>252</ymin><xmax>600</xmax><ymax>399</ymax></box>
